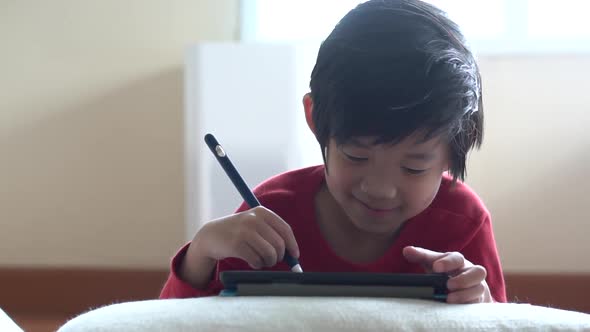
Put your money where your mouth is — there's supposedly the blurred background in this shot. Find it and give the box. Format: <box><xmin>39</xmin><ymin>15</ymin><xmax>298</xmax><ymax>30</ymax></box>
<box><xmin>1</xmin><ymin>1</ymin><xmax>588</xmax><ymax>331</ymax></box>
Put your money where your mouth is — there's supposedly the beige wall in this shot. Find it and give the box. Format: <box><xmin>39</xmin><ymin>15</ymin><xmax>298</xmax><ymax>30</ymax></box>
<box><xmin>0</xmin><ymin>0</ymin><xmax>238</xmax><ymax>268</ymax></box>
<box><xmin>470</xmin><ymin>55</ymin><xmax>590</xmax><ymax>273</ymax></box>
<box><xmin>2</xmin><ymin>1</ymin><xmax>588</xmax><ymax>273</ymax></box>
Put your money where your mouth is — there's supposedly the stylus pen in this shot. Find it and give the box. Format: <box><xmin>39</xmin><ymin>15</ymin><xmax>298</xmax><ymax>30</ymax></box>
<box><xmin>204</xmin><ymin>133</ymin><xmax>303</xmax><ymax>273</ymax></box>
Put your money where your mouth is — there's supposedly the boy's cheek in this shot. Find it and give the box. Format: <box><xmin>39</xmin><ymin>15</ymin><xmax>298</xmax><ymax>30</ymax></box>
<box><xmin>327</xmin><ymin>162</ymin><xmax>362</xmax><ymax>187</ymax></box>
<box><xmin>326</xmin><ymin>173</ymin><xmax>356</xmax><ymax>197</ymax></box>
<box><xmin>398</xmin><ymin>177</ymin><xmax>441</xmax><ymax>215</ymax></box>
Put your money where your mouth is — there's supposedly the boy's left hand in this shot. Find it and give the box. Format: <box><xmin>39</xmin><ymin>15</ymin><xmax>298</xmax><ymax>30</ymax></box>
<box><xmin>402</xmin><ymin>246</ymin><xmax>493</xmax><ymax>304</ymax></box>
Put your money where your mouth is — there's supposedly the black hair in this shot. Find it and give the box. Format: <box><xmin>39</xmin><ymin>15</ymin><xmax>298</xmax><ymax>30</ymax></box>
<box><xmin>309</xmin><ymin>0</ymin><xmax>483</xmax><ymax>182</ymax></box>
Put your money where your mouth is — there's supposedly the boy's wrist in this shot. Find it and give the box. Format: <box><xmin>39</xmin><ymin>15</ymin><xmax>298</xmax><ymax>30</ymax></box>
<box><xmin>179</xmin><ymin>231</ymin><xmax>218</xmax><ymax>289</ymax></box>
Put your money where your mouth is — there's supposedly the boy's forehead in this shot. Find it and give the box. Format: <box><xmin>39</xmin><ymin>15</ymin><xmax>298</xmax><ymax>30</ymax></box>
<box><xmin>347</xmin><ymin>132</ymin><xmax>446</xmax><ymax>148</ymax></box>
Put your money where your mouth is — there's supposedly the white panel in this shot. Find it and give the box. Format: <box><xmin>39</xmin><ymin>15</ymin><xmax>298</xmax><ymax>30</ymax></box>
<box><xmin>184</xmin><ymin>43</ymin><xmax>322</xmax><ymax>241</ymax></box>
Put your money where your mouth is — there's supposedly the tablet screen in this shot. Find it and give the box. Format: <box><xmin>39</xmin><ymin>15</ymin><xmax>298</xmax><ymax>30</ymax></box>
<box><xmin>220</xmin><ymin>271</ymin><xmax>448</xmax><ymax>301</ymax></box>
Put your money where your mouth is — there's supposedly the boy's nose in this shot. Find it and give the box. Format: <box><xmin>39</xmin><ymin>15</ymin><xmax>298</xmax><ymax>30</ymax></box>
<box><xmin>360</xmin><ymin>176</ymin><xmax>398</xmax><ymax>200</ymax></box>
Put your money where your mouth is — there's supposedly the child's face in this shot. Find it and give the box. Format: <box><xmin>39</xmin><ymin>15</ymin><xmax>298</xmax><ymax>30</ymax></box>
<box><xmin>324</xmin><ymin>133</ymin><xmax>449</xmax><ymax>235</ymax></box>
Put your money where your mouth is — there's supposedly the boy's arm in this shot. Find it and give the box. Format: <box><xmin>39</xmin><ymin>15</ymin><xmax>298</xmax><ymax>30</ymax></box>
<box><xmin>159</xmin><ymin>243</ymin><xmax>221</xmax><ymax>299</ymax></box>
<box><xmin>159</xmin><ymin>196</ymin><xmax>270</xmax><ymax>299</ymax></box>
<box><xmin>159</xmin><ymin>243</ymin><xmax>251</xmax><ymax>299</ymax></box>
<box><xmin>461</xmin><ymin>214</ymin><xmax>507</xmax><ymax>303</ymax></box>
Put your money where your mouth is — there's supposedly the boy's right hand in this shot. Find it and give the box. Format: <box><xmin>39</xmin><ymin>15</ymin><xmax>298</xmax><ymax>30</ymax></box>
<box><xmin>181</xmin><ymin>206</ymin><xmax>300</xmax><ymax>289</ymax></box>
<box><xmin>195</xmin><ymin>206</ymin><xmax>300</xmax><ymax>269</ymax></box>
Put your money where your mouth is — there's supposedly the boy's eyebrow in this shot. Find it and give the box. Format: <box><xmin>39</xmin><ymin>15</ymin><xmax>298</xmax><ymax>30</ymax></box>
<box><xmin>348</xmin><ymin>138</ymin><xmax>371</xmax><ymax>147</ymax></box>
<box><xmin>404</xmin><ymin>152</ymin><xmax>436</xmax><ymax>161</ymax></box>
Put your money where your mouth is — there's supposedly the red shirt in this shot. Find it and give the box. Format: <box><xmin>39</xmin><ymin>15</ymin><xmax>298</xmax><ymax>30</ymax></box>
<box><xmin>160</xmin><ymin>165</ymin><xmax>506</xmax><ymax>302</ymax></box>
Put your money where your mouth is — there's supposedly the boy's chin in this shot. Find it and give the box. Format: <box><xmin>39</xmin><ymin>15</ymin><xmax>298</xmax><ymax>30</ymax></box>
<box><xmin>350</xmin><ymin>216</ymin><xmax>405</xmax><ymax>236</ymax></box>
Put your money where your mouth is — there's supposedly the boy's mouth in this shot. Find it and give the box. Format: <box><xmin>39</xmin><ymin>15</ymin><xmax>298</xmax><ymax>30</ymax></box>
<box><xmin>355</xmin><ymin>197</ymin><xmax>401</xmax><ymax>216</ymax></box>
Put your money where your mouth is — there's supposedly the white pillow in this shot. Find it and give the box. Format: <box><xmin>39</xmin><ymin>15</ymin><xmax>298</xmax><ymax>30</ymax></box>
<box><xmin>58</xmin><ymin>297</ymin><xmax>590</xmax><ymax>332</ymax></box>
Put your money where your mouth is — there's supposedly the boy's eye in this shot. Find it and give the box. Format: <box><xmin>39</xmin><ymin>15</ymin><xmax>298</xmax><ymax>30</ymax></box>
<box><xmin>342</xmin><ymin>151</ymin><xmax>368</xmax><ymax>162</ymax></box>
<box><xmin>403</xmin><ymin>167</ymin><xmax>427</xmax><ymax>175</ymax></box>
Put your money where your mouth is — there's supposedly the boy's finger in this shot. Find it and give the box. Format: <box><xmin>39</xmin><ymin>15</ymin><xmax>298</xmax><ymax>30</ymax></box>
<box><xmin>260</xmin><ymin>208</ymin><xmax>300</xmax><ymax>258</ymax></box>
<box><xmin>239</xmin><ymin>243</ymin><xmax>264</xmax><ymax>269</ymax></box>
<box><xmin>255</xmin><ymin>221</ymin><xmax>286</xmax><ymax>262</ymax></box>
<box><xmin>402</xmin><ymin>246</ymin><xmax>448</xmax><ymax>272</ymax></box>
<box><xmin>247</xmin><ymin>232</ymin><xmax>278</xmax><ymax>267</ymax></box>
<box><xmin>446</xmin><ymin>283</ymin><xmax>486</xmax><ymax>304</ymax></box>
<box><xmin>432</xmin><ymin>251</ymin><xmax>466</xmax><ymax>273</ymax></box>
<box><xmin>447</xmin><ymin>265</ymin><xmax>487</xmax><ymax>291</ymax></box>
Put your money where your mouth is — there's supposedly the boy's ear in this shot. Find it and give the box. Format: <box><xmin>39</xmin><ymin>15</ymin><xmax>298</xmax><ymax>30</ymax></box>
<box><xmin>303</xmin><ymin>93</ymin><xmax>316</xmax><ymax>134</ymax></box>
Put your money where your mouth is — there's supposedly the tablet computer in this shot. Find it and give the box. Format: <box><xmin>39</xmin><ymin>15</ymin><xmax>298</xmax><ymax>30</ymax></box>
<box><xmin>220</xmin><ymin>271</ymin><xmax>448</xmax><ymax>301</ymax></box>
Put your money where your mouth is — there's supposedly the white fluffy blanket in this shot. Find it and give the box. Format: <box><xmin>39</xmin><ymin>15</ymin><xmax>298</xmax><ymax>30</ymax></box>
<box><xmin>58</xmin><ymin>297</ymin><xmax>590</xmax><ymax>332</ymax></box>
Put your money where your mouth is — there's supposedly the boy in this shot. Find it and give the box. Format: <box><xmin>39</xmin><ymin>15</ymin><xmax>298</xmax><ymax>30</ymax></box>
<box><xmin>161</xmin><ymin>0</ymin><xmax>506</xmax><ymax>303</ymax></box>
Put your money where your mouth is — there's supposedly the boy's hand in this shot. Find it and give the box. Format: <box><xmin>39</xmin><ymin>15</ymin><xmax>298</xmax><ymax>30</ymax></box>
<box><xmin>402</xmin><ymin>246</ymin><xmax>493</xmax><ymax>304</ymax></box>
<box><xmin>194</xmin><ymin>206</ymin><xmax>300</xmax><ymax>270</ymax></box>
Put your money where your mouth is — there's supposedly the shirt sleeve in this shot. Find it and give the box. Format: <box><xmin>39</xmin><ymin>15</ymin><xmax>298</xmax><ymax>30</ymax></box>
<box><xmin>159</xmin><ymin>200</ymin><xmax>257</xmax><ymax>299</ymax></box>
<box><xmin>461</xmin><ymin>213</ymin><xmax>507</xmax><ymax>303</ymax></box>
<box><xmin>159</xmin><ymin>243</ymin><xmax>224</xmax><ymax>299</ymax></box>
